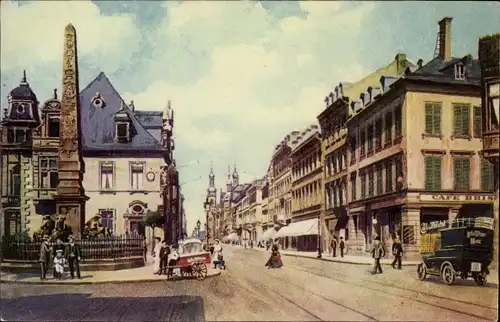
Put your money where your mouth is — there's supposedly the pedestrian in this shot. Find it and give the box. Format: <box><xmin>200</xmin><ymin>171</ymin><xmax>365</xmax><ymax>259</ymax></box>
<box><xmin>160</xmin><ymin>240</ymin><xmax>169</xmax><ymax>275</ymax></box>
<box><xmin>391</xmin><ymin>237</ymin><xmax>403</xmax><ymax>270</ymax></box>
<box><xmin>339</xmin><ymin>236</ymin><xmax>345</xmax><ymax>258</ymax></box>
<box><xmin>53</xmin><ymin>249</ymin><xmax>66</xmax><ymax>280</ymax></box>
<box><xmin>209</xmin><ymin>243</ymin><xmax>215</xmax><ymax>256</ymax></box>
<box><xmin>39</xmin><ymin>235</ymin><xmax>52</xmax><ymax>280</ymax></box>
<box><xmin>64</xmin><ymin>235</ymin><xmax>81</xmax><ymax>279</ymax></box>
<box><xmin>371</xmin><ymin>236</ymin><xmax>385</xmax><ymax>274</ymax></box>
<box><xmin>152</xmin><ymin>237</ymin><xmax>162</xmax><ymax>274</ymax></box>
<box><xmin>167</xmin><ymin>245</ymin><xmax>180</xmax><ymax>278</ymax></box>
<box><xmin>142</xmin><ymin>237</ymin><xmax>148</xmax><ymax>263</ymax></box>
<box><xmin>331</xmin><ymin>236</ymin><xmax>337</xmax><ymax>257</ymax></box>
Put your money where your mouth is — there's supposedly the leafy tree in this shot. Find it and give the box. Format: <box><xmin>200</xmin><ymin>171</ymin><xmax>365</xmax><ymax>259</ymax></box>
<box><xmin>143</xmin><ymin>211</ymin><xmax>164</xmax><ymax>229</ymax></box>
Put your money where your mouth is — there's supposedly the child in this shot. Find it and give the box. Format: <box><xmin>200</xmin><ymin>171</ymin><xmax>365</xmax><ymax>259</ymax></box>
<box><xmin>53</xmin><ymin>249</ymin><xmax>66</xmax><ymax>280</ymax></box>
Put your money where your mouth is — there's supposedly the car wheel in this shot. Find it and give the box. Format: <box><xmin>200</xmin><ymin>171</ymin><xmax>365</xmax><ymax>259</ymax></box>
<box><xmin>417</xmin><ymin>263</ymin><xmax>427</xmax><ymax>280</ymax></box>
<box><xmin>473</xmin><ymin>273</ymin><xmax>487</xmax><ymax>286</ymax></box>
<box><xmin>441</xmin><ymin>264</ymin><xmax>455</xmax><ymax>285</ymax></box>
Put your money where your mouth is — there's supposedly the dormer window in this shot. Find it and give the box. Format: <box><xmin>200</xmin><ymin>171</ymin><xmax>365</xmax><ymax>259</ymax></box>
<box><xmin>47</xmin><ymin>117</ymin><xmax>60</xmax><ymax>138</ymax></box>
<box><xmin>116</xmin><ymin>122</ymin><xmax>130</xmax><ymax>142</ymax></box>
<box><xmin>91</xmin><ymin>92</ymin><xmax>106</xmax><ymax>108</ymax></box>
<box><xmin>455</xmin><ymin>63</ymin><xmax>465</xmax><ymax>80</ymax></box>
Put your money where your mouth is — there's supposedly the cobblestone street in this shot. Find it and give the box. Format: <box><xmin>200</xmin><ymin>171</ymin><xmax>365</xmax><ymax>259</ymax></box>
<box><xmin>1</xmin><ymin>245</ymin><xmax>498</xmax><ymax>321</ymax></box>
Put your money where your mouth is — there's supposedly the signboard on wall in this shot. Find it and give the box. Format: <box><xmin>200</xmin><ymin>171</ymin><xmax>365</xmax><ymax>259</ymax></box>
<box><xmin>419</xmin><ymin>194</ymin><xmax>495</xmax><ymax>203</ymax></box>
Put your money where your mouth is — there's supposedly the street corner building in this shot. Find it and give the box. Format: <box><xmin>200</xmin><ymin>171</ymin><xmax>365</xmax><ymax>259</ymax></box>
<box><xmin>0</xmin><ymin>71</ymin><xmax>176</xmax><ymax>243</ymax></box>
<box><xmin>339</xmin><ymin>18</ymin><xmax>495</xmax><ymax>260</ymax></box>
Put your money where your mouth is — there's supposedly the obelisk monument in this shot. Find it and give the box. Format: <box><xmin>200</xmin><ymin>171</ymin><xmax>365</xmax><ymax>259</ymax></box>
<box><xmin>54</xmin><ymin>24</ymin><xmax>88</xmax><ymax>239</ymax></box>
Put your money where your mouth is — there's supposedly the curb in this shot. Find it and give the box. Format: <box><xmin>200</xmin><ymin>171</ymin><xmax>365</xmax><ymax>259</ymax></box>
<box><xmin>242</xmin><ymin>247</ymin><xmax>419</xmax><ymax>266</ymax></box>
<box><xmin>0</xmin><ymin>270</ymin><xmax>221</xmax><ymax>285</ymax></box>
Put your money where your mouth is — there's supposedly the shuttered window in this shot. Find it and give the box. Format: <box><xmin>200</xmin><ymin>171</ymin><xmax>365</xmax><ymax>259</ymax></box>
<box><xmin>368</xmin><ymin>168</ymin><xmax>374</xmax><ymax>197</ymax></box>
<box><xmin>361</xmin><ymin>172</ymin><xmax>367</xmax><ymax>199</ymax></box>
<box><xmin>453</xmin><ymin>157</ymin><xmax>470</xmax><ymax>191</ymax></box>
<box><xmin>376</xmin><ymin>164</ymin><xmax>383</xmax><ymax>195</ymax></box>
<box><xmin>453</xmin><ymin>104</ymin><xmax>470</xmax><ymax>137</ymax></box>
<box><xmin>424</xmin><ymin>156</ymin><xmax>442</xmax><ymax>190</ymax></box>
<box><xmin>481</xmin><ymin>159</ymin><xmax>494</xmax><ymax>191</ymax></box>
<box><xmin>395</xmin><ymin>105</ymin><xmax>402</xmax><ymax>137</ymax></box>
<box><xmin>424</xmin><ymin>102</ymin><xmax>442</xmax><ymax>135</ymax></box>
<box><xmin>360</xmin><ymin>130</ymin><xmax>366</xmax><ymax>157</ymax></box>
<box><xmin>386</xmin><ymin>160</ymin><xmax>393</xmax><ymax>192</ymax></box>
<box><xmin>473</xmin><ymin>106</ymin><xmax>482</xmax><ymax>138</ymax></box>
<box><xmin>375</xmin><ymin>118</ymin><xmax>382</xmax><ymax>149</ymax></box>
<box><xmin>367</xmin><ymin>126</ymin><xmax>374</xmax><ymax>153</ymax></box>
<box><xmin>384</xmin><ymin>112</ymin><xmax>393</xmax><ymax>143</ymax></box>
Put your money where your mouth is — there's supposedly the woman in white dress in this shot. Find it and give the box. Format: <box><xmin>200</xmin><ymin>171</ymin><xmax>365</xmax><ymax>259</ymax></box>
<box><xmin>153</xmin><ymin>237</ymin><xmax>162</xmax><ymax>274</ymax></box>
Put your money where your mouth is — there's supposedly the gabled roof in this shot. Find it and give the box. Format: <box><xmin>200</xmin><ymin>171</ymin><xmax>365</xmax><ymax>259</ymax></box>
<box><xmin>79</xmin><ymin>72</ymin><xmax>166</xmax><ymax>152</ymax></box>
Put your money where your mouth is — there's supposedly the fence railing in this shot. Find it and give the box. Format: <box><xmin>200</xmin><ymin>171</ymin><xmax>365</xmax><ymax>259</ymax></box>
<box><xmin>0</xmin><ymin>235</ymin><xmax>144</xmax><ymax>261</ymax></box>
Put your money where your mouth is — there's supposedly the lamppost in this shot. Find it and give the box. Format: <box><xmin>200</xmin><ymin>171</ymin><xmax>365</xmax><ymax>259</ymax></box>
<box><xmin>203</xmin><ymin>197</ymin><xmax>213</xmax><ymax>246</ymax></box>
<box><xmin>196</xmin><ymin>219</ymin><xmax>201</xmax><ymax>240</ymax></box>
<box><xmin>317</xmin><ymin>211</ymin><xmax>322</xmax><ymax>258</ymax></box>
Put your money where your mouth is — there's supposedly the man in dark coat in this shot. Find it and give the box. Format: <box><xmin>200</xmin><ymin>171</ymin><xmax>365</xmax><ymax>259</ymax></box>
<box><xmin>391</xmin><ymin>237</ymin><xmax>403</xmax><ymax>270</ymax></box>
<box><xmin>159</xmin><ymin>240</ymin><xmax>170</xmax><ymax>275</ymax></box>
<box><xmin>371</xmin><ymin>236</ymin><xmax>385</xmax><ymax>274</ymax></box>
<box><xmin>39</xmin><ymin>235</ymin><xmax>52</xmax><ymax>280</ymax></box>
<box><xmin>339</xmin><ymin>237</ymin><xmax>345</xmax><ymax>258</ymax></box>
<box><xmin>330</xmin><ymin>236</ymin><xmax>337</xmax><ymax>257</ymax></box>
<box><xmin>64</xmin><ymin>235</ymin><xmax>81</xmax><ymax>279</ymax></box>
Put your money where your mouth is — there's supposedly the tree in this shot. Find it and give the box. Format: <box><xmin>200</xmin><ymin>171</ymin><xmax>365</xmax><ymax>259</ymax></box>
<box><xmin>143</xmin><ymin>211</ymin><xmax>164</xmax><ymax>230</ymax></box>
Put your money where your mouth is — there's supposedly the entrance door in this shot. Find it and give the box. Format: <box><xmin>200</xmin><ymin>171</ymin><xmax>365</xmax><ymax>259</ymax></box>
<box><xmin>130</xmin><ymin>221</ymin><xmax>146</xmax><ymax>236</ymax></box>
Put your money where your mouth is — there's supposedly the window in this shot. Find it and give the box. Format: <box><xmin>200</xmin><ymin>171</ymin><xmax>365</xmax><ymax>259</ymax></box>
<box><xmin>481</xmin><ymin>159</ymin><xmax>494</xmax><ymax>191</ymax></box>
<box><xmin>15</xmin><ymin>129</ymin><xmax>25</xmax><ymax>143</ymax></box>
<box><xmin>116</xmin><ymin>122</ymin><xmax>129</xmax><ymax>142</ymax></box>
<box><xmin>375</xmin><ymin>118</ymin><xmax>382</xmax><ymax>149</ymax></box>
<box><xmin>40</xmin><ymin>157</ymin><xmax>58</xmax><ymax>189</ymax></box>
<box><xmin>47</xmin><ymin>117</ymin><xmax>60</xmax><ymax>138</ymax></box>
<box><xmin>99</xmin><ymin>209</ymin><xmax>114</xmax><ymax>231</ymax></box>
<box><xmin>100</xmin><ymin>162</ymin><xmax>114</xmax><ymax>190</ymax></box>
<box><xmin>7</xmin><ymin>129</ymin><xmax>14</xmax><ymax>143</ymax></box>
<box><xmin>453</xmin><ymin>104</ymin><xmax>470</xmax><ymax>137</ymax></box>
<box><xmin>424</xmin><ymin>156</ymin><xmax>442</xmax><ymax>190</ymax></box>
<box><xmin>368</xmin><ymin>168</ymin><xmax>374</xmax><ymax>197</ymax></box>
<box><xmin>9</xmin><ymin>165</ymin><xmax>21</xmax><ymax>196</ymax></box>
<box><xmin>350</xmin><ymin>138</ymin><xmax>356</xmax><ymax>164</ymax></box>
<box><xmin>130</xmin><ymin>162</ymin><xmax>145</xmax><ymax>190</ymax></box>
<box><xmin>424</xmin><ymin>102</ymin><xmax>442</xmax><ymax>136</ymax></box>
<box><xmin>453</xmin><ymin>157</ymin><xmax>470</xmax><ymax>191</ymax></box>
<box><xmin>361</xmin><ymin>172</ymin><xmax>366</xmax><ymax>199</ymax></box>
<box><xmin>473</xmin><ymin>106</ymin><xmax>482</xmax><ymax>138</ymax></box>
<box><xmin>5</xmin><ymin>211</ymin><xmax>21</xmax><ymax>236</ymax></box>
<box><xmin>376</xmin><ymin>164</ymin><xmax>383</xmax><ymax>195</ymax></box>
<box><xmin>360</xmin><ymin>130</ymin><xmax>366</xmax><ymax>158</ymax></box>
<box><xmin>385</xmin><ymin>160</ymin><xmax>393</xmax><ymax>192</ymax></box>
<box><xmin>384</xmin><ymin>112</ymin><xmax>392</xmax><ymax>143</ymax></box>
<box><xmin>454</xmin><ymin>64</ymin><xmax>465</xmax><ymax>80</ymax></box>
<box><xmin>395</xmin><ymin>158</ymin><xmax>403</xmax><ymax>187</ymax></box>
<box><xmin>367</xmin><ymin>126</ymin><xmax>374</xmax><ymax>153</ymax></box>
<box><xmin>395</xmin><ymin>105</ymin><xmax>402</xmax><ymax>137</ymax></box>
<box><xmin>350</xmin><ymin>176</ymin><xmax>356</xmax><ymax>201</ymax></box>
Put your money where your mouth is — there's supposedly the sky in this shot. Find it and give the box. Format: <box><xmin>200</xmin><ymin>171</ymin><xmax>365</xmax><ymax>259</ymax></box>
<box><xmin>1</xmin><ymin>1</ymin><xmax>499</xmax><ymax>234</ymax></box>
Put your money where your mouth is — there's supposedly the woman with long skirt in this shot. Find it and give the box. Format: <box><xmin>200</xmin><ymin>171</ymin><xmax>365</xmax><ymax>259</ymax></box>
<box><xmin>152</xmin><ymin>237</ymin><xmax>162</xmax><ymax>274</ymax></box>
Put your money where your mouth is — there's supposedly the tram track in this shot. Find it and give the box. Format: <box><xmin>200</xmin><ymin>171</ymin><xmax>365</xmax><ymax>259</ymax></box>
<box><xmin>287</xmin><ymin>264</ymin><xmax>496</xmax><ymax>321</ymax></box>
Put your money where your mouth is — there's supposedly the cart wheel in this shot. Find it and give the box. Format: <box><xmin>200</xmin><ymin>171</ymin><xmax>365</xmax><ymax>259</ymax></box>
<box><xmin>192</xmin><ymin>262</ymin><xmax>208</xmax><ymax>281</ymax></box>
<box><xmin>473</xmin><ymin>273</ymin><xmax>487</xmax><ymax>286</ymax></box>
<box><xmin>181</xmin><ymin>267</ymin><xmax>191</xmax><ymax>278</ymax></box>
<box><xmin>441</xmin><ymin>264</ymin><xmax>455</xmax><ymax>285</ymax></box>
<box><xmin>417</xmin><ymin>263</ymin><xmax>427</xmax><ymax>281</ymax></box>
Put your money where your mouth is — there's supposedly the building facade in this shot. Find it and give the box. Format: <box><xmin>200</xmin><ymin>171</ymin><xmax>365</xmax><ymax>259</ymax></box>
<box><xmin>346</xmin><ymin>18</ymin><xmax>495</xmax><ymax>260</ymax></box>
<box><xmin>317</xmin><ymin>53</ymin><xmax>413</xmax><ymax>254</ymax></box>
<box><xmin>1</xmin><ymin>72</ymin><xmax>172</xmax><ymax>242</ymax></box>
<box><xmin>289</xmin><ymin>124</ymin><xmax>322</xmax><ymax>251</ymax></box>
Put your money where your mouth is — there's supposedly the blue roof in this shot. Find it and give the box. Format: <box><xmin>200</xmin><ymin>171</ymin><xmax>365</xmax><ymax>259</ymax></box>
<box><xmin>134</xmin><ymin>111</ymin><xmax>163</xmax><ymax>129</ymax></box>
<box><xmin>406</xmin><ymin>55</ymin><xmax>480</xmax><ymax>86</ymax></box>
<box><xmin>79</xmin><ymin>72</ymin><xmax>167</xmax><ymax>153</ymax></box>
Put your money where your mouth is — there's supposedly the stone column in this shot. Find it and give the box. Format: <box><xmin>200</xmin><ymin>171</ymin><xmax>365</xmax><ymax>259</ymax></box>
<box><xmin>54</xmin><ymin>24</ymin><xmax>89</xmax><ymax>239</ymax></box>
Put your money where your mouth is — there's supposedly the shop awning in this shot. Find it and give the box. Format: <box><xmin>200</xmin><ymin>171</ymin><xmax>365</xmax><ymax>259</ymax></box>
<box><xmin>223</xmin><ymin>232</ymin><xmax>239</xmax><ymax>241</ymax></box>
<box><xmin>260</xmin><ymin>228</ymin><xmax>277</xmax><ymax>241</ymax></box>
<box><xmin>275</xmin><ymin>219</ymin><xmax>319</xmax><ymax>238</ymax></box>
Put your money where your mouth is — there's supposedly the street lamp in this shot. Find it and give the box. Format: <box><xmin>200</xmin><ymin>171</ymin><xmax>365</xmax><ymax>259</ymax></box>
<box><xmin>196</xmin><ymin>219</ymin><xmax>201</xmax><ymax>239</ymax></box>
<box><xmin>317</xmin><ymin>212</ymin><xmax>322</xmax><ymax>259</ymax></box>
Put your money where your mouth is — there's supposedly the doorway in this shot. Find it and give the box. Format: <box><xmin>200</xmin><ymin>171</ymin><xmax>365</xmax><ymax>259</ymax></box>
<box><xmin>130</xmin><ymin>221</ymin><xmax>146</xmax><ymax>236</ymax></box>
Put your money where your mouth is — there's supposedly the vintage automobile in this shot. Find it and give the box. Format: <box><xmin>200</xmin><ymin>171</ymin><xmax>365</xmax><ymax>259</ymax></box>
<box><xmin>169</xmin><ymin>238</ymin><xmax>212</xmax><ymax>280</ymax></box>
<box><xmin>417</xmin><ymin>217</ymin><xmax>494</xmax><ymax>286</ymax></box>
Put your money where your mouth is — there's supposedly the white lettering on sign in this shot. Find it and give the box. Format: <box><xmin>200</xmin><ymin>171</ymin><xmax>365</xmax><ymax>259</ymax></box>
<box><xmin>467</xmin><ymin>231</ymin><xmax>486</xmax><ymax>238</ymax></box>
<box><xmin>186</xmin><ymin>256</ymin><xmax>206</xmax><ymax>263</ymax></box>
<box><xmin>421</xmin><ymin>220</ymin><xmax>448</xmax><ymax>233</ymax></box>
<box><xmin>470</xmin><ymin>238</ymin><xmax>482</xmax><ymax>245</ymax></box>
<box><xmin>419</xmin><ymin>194</ymin><xmax>495</xmax><ymax>202</ymax></box>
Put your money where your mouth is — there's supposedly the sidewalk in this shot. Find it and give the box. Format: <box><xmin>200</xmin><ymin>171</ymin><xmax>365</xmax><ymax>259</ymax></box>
<box><xmin>0</xmin><ymin>254</ymin><xmax>221</xmax><ymax>285</ymax></box>
<box><xmin>230</xmin><ymin>244</ymin><xmax>420</xmax><ymax>266</ymax></box>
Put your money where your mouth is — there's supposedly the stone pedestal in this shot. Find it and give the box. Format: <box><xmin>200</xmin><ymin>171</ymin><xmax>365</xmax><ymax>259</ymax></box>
<box><xmin>54</xmin><ymin>195</ymin><xmax>88</xmax><ymax>239</ymax></box>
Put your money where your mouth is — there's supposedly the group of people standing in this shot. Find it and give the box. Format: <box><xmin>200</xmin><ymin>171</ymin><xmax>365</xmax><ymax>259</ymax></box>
<box><xmin>39</xmin><ymin>235</ymin><xmax>81</xmax><ymax>280</ymax></box>
<box><xmin>152</xmin><ymin>237</ymin><xmax>180</xmax><ymax>276</ymax></box>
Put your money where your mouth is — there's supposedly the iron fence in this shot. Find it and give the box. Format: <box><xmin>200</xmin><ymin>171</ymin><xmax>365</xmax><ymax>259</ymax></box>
<box><xmin>0</xmin><ymin>235</ymin><xmax>144</xmax><ymax>261</ymax></box>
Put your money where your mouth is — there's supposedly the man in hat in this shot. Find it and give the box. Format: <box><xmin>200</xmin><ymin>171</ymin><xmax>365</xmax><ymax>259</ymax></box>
<box><xmin>64</xmin><ymin>235</ymin><xmax>81</xmax><ymax>279</ymax></box>
<box><xmin>53</xmin><ymin>249</ymin><xmax>66</xmax><ymax>280</ymax></box>
<box><xmin>391</xmin><ymin>236</ymin><xmax>403</xmax><ymax>270</ymax></box>
<box><xmin>370</xmin><ymin>236</ymin><xmax>385</xmax><ymax>274</ymax></box>
<box><xmin>39</xmin><ymin>235</ymin><xmax>52</xmax><ymax>280</ymax></box>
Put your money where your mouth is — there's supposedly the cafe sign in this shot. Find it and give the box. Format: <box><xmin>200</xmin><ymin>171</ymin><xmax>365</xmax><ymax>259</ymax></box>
<box><xmin>421</xmin><ymin>220</ymin><xmax>448</xmax><ymax>234</ymax></box>
<box><xmin>419</xmin><ymin>194</ymin><xmax>495</xmax><ymax>203</ymax></box>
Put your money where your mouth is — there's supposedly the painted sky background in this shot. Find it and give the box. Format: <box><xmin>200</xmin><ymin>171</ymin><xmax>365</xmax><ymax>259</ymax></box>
<box><xmin>1</xmin><ymin>1</ymin><xmax>499</xmax><ymax>234</ymax></box>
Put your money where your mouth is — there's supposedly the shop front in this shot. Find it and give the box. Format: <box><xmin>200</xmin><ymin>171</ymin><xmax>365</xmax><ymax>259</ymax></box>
<box><xmin>275</xmin><ymin>216</ymin><xmax>319</xmax><ymax>252</ymax></box>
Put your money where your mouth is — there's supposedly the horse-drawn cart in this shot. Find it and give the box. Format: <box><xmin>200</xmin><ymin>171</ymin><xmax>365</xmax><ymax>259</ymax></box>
<box><xmin>169</xmin><ymin>238</ymin><xmax>211</xmax><ymax>280</ymax></box>
<box><xmin>417</xmin><ymin>217</ymin><xmax>494</xmax><ymax>286</ymax></box>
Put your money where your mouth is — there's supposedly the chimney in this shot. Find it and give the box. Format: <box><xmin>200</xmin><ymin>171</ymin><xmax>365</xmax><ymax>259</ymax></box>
<box><xmin>395</xmin><ymin>53</ymin><xmax>407</xmax><ymax>73</ymax></box>
<box><xmin>438</xmin><ymin>17</ymin><xmax>453</xmax><ymax>61</ymax></box>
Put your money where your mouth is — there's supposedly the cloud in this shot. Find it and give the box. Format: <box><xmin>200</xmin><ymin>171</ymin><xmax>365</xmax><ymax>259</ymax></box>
<box><xmin>0</xmin><ymin>0</ymin><xmax>141</xmax><ymax>72</ymax></box>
